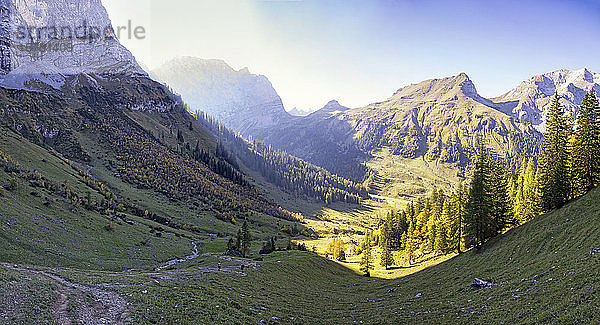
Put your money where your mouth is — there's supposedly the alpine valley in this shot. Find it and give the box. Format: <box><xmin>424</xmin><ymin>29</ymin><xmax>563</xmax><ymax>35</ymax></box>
<box><xmin>1</xmin><ymin>0</ymin><xmax>600</xmax><ymax>324</ymax></box>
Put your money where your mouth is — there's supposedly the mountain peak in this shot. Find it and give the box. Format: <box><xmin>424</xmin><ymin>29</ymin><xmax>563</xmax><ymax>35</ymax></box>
<box><xmin>0</xmin><ymin>0</ymin><xmax>145</xmax><ymax>89</ymax></box>
<box><xmin>320</xmin><ymin>100</ymin><xmax>349</xmax><ymax>112</ymax></box>
<box><xmin>496</xmin><ymin>68</ymin><xmax>600</xmax><ymax>131</ymax></box>
<box><xmin>152</xmin><ymin>57</ymin><xmax>290</xmax><ymax>134</ymax></box>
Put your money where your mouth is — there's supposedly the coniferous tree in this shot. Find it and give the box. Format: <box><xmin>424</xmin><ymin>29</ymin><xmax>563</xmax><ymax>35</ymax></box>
<box><xmin>360</xmin><ymin>241</ymin><xmax>373</xmax><ymax>276</ymax></box>
<box><xmin>448</xmin><ymin>183</ymin><xmax>466</xmax><ymax>253</ymax></box>
<box><xmin>571</xmin><ymin>89</ymin><xmax>600</xmax><ymax>196</ymax></box>
<box><xmin>514</xmin><ymin>159</ymin><xmax>542</xmax><ymax>223</ymax></box>
<box><xmin>464</xmin><ymin>145</ymin><xmax>492</xmax><ymax>248</ymax></box>
<box><xmin>538</xmin><ymin>93</ymin><xmax>572</xmax><ymax>211</ymax></box>
<box><xmin>241</xmin><ymin>220</ymin><xmax>251</xmax><ymax>257</ymax></box>
<box><xmin>379</xmin><ymin>221</ymin><xmax>395</xmax><ymax>269</ymax></box>
<box><xmin>488</xmin><ymin>157</ymin><xmax>512</xmax><ymax>234</ymax></box>
<box><xmin>405</xmin><ymin>221</ymin><xmax>417</xmax><ymax>264</ymax></box>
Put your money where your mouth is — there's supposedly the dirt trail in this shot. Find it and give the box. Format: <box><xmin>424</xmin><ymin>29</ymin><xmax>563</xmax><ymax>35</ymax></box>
<box><xmin>1</xmin><ymin>263</ymin><xmax>130</xmax><ymax>325</ymax></box>
<box><xmin>0</xmin><ymin>241</ymin><xmax>255</xmax><ymax>323</ymax></box>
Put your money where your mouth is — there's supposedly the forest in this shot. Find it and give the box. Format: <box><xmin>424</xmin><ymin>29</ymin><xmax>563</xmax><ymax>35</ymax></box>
<box><xmin>194</xmin><ymin>111</ymin><xmax>369</xmax><ymax>204</ymax></box>
<box><xmin>353</xmin><ymin>90</ymin><xmax>600</xmax><ymax>273</ymax></box>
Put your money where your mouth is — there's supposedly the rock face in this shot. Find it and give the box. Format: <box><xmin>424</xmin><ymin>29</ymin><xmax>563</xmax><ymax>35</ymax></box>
<box><xmin>152</xmin><ymin>57</ymin><xmax>291</xmax><ymax>136</ymax></box>
<box><xmin>255</xmin><ymin>73</ymin><xmax>542</xmax><ymax>186</ymax></box>
<box><xmin>494</xmin><ymin>68</ymin><xmax>600</xmax><ymax>131</ymax></box>
<box><xmin>335</xmin><ymin>73</ymin><xmax>540</xmax><ymax>162</ymax></box>
<box><xmin>0</xmin><ymin>0</ymin><xmax>145</xmax><ymax>90</ymax></box>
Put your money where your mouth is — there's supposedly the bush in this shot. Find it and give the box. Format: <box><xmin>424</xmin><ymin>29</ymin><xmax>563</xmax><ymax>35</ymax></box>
<box><xmin>6</xmin><ymin>178</ymin><xmax>18</xmax><ymax>191</ymax></box>
<box><xmin>104</xmin><ymin>222</ymin><xmax>116</xmax><ymax>231</ymax></box>
<box><xmin>0</xmin><ymin>186</ymin><xmax>6</xmax><ymax>197</ymax></box>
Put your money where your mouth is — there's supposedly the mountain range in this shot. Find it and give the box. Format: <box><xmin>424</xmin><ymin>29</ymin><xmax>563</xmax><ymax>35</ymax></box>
<box><xmin>155</xmin><ymin>57</ymin><xmax>599</xmax><ymax>197</ymax></box>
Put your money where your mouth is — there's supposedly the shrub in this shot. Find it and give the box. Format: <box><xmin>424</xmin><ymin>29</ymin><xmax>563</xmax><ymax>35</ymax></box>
<box><xmin>104</xmin><ymin>222</ymin><xmax>116</xmax><ymax>231</ymax></box>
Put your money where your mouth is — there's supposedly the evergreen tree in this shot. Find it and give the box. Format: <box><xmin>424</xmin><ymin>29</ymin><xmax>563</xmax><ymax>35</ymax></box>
<box><xmin>241</xmin><ymin>219</ymin><xmax>251</xmax><ymax>257</ymax></box>
<box><xmin>379</xmin><ymin>221</ymin><xmax>395</xmax><ymax>269</ymax></box>
<box><xmin>380</xmin><ymin>240</ymin><xmax>394</xmax><ymax>270</ymax></box>
<box><xmin>538</xmin><ymin>93</ymin><xmax>572</xmax><ymax>211</ymax></box>
<box><xmin>433</xmin><ymin>223</ymin><xmax>448</xmax><ymax>254</ymax></box>
<box><xmin>571</xmin><ymin>89</ymin><xmax>600</xmax><ymax>196</ymax></box>
<box><xmin>488</xmin><ymin>157</ymin><xmax>512</xmax><ymax>234</ymax></box>
<box><xmin>464</xmin><ymin>144</ymin><xmax>492</xmax><ymax>248</ymax></box>
<box><xmin>405</xmin><ymin>221</ymin><xmax>417</xmax><ymax>264</ymax></box>
<box><xmin>360</xmin><ymin>241</ymin><xmax>373</xmax><ymax>276</ymax></box>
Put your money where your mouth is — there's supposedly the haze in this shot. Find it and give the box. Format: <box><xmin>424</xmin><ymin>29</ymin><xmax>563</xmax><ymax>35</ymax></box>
<box><xmin>103</xmin><ymin>0</ymin><xmax>600</xmax><ymax>112</ymax></box>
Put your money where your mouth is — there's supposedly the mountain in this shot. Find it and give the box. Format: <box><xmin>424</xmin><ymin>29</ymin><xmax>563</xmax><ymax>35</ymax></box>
<box><xmin>252</xmin><ymin>73</ymin><xmax>542</xmax><ymax>197</ymax></box>
<box><xmin>0</xmin><ymin>0</ymin><xmax>326</xmax><ymax>272</ymax></box>
<box><xmin>288</xmin><ymin>107</ymin><xmax>314</xmax><ymax>117</ymax></box>
<box><xmin>0</xmin><ymin>0</ymin><xmax>145</xmax><ymax>90</ymax></box>
<box><xmin>494</xmin><ymin>68</ymin><xmax>600</xmax><ymax>131</ymax></box>
<box><xmin>152</xmin><ymin>57</ymin><xmax>292</xmax><ymax>135</ymax></box>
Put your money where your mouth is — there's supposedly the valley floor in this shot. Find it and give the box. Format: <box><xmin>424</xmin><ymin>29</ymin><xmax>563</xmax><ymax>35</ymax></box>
<box><xmin>2</xmin><ymin>188</ymin><xmax>600</xmax><ymax>324</ymax></box>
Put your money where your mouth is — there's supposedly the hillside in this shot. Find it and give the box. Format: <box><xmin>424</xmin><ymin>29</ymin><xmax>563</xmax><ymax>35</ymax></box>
<box><xmin>2</xmin><ymin>184</ymin><xmax>598</xmax><ymax>323</ymax></box>
<box><xmin>255</xmin><ymin>73</ymin><xmax>543</xmax><ymax>196</ymax></box>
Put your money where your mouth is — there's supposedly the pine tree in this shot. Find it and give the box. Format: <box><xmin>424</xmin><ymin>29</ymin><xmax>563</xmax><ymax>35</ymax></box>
<box><xmin>571</xmin><ymin>89</ymin><xmax>600</xmax><ymax>196</ymax></box>
<box><xmin>538</xmin><ymin>93</ymin><xmax>572</xmax><ymax>211</ymax></box>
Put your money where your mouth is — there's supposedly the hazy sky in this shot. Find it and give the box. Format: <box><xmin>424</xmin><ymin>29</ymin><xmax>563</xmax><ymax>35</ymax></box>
<box><xmin>103</xmin><ymin>0</ymin><xmax>600</xmax><ymax>112</ymax></box>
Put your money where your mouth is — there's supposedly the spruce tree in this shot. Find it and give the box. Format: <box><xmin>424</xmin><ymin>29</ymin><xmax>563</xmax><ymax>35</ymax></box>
<box><xmin>360</xmin><ymin>241</ymin><xmax>373</xmax><ymax>276</ymax></box>
<box><xmin>464</xmin><ymin>144</ymin><xmax>491</xmax><ymax>248</ymax></box>
<box><xmin>538</xmin><ymin>93</ymin><xmax>572</xmax><ymax>211</ymax></box>
<box><xmin>433</xmin><ymin>223</ymin><xmax>448</xmax><ymax>254</ymax></box>
<box><xmin>488</xmin><ymin>157</ymin><xmax>511</xmax><ymax>234</ymax></box>
<box><xmin>241</xmin><ymin>220</ymin><xmax>251</xmax><ymax>257</ymax></box>
<box><xmin>571</xmin><ymin>89</ymin><xmax>600</xmax><ymax>196</ymax></box>
<box><xmin>380</xmin><ymin>240</ymin><xmax>394</xmax><ymax>270</ymax></box>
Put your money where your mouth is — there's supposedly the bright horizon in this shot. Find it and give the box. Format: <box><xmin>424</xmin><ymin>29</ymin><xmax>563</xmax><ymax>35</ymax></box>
<box><xmin>103</xmin><ymin>0</ymin><xmax>600</xmax><ymax>112</ymax></box>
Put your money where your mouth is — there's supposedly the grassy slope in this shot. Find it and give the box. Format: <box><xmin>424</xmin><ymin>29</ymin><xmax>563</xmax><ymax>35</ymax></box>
<box><xmin>0</xmin><ymin>129</ymin><xmax>199</xmax><ymax>271</ymax></box>
<box><xmin>126</xmin><ymin>187</ymin><xmax>600</xmax><ymax>323</ymax></box>
<box><xmin>3</xmin><ymin>187</ymin><xmax>598</xmax><ymax>324</ymax></box>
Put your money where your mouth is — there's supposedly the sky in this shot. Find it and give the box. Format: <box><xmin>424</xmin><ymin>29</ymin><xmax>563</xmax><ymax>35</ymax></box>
<box><xmin>102</xmin><ymin>0</ymin><xmax>600</xmax><ymax>112</ymax></box>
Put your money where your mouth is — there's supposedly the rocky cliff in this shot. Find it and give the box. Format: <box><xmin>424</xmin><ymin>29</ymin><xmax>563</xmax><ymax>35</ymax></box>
<box><xmin>494</xmin><ymin>68</ymin><xmax>600</xmax><ymax>131</ymax></box>
<box><xmin>152</xmin><ymin>57</ymin><xmax>291</xmax><ymax>136</ymax></box>
<box><xmin>0</xmin><ymin>0</ymin><xmax>145</xmax><ymax>90</ymax></box>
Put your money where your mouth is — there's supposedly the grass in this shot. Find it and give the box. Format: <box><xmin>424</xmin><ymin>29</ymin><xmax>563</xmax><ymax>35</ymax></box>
<box><xmin>3</xmin><ymin>187</ymin><xmax>599</xmax><ymax>323</ymax></box>
<box><xmin>365</xmin><ymin>146</ymin><xmax>460</xmax><ymax>199</ymax></box>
